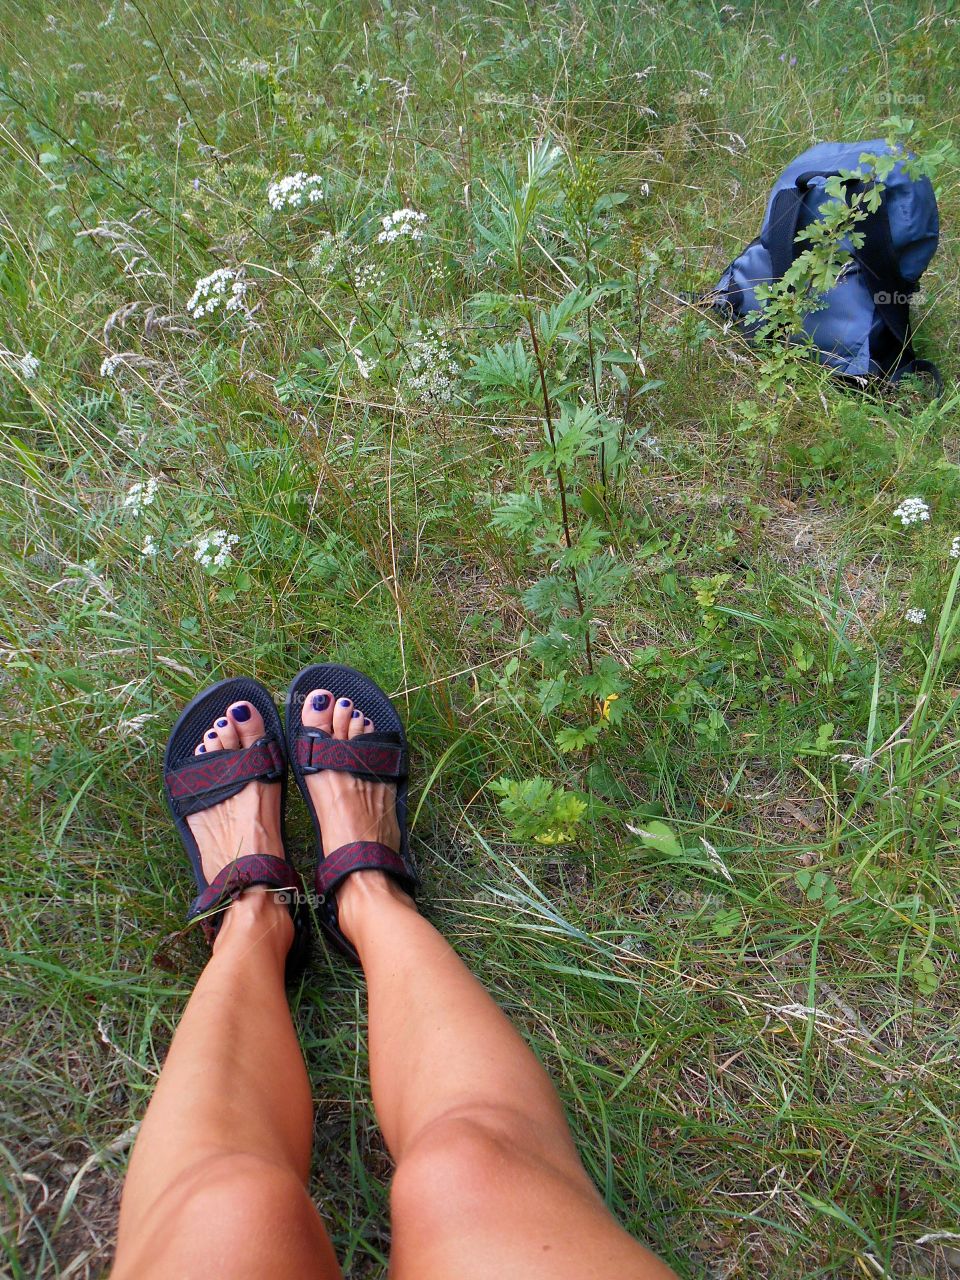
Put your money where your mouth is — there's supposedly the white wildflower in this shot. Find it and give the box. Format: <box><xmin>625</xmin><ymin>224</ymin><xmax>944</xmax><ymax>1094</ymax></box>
<box><xmin>141</xmin><ymin>534</ymin><xmax>158</xmax><ymax>557</ymax></box>
<box><xmin>186</xmin><ymin>268</ymin><xmax>249</xmax><ymax>319</ymax></box>
<box><xmin>2</xmin><ymin>349</ymin><xmax>42</xmax><ymax>380</ymax></box>
<box><xmin>905</xmin><ymin>608</ymin><xmax>927</xmax><ymax>625</ymax></box>
<box><xmin>352</xmin><ymin>348</ymin><xmax>376</xmax><ymax>379</ymax></box>
<box><xmin>310</xmin><ymin>232</ymin><xmax>385</xmax><ymax>298</ymax></box>
<box><xmin>405</xmin><ymin>332</ymin><xmax>458</xmax><ymax>404</ymax></box>
<box><xmin>310</xmin><ymin>230</ymin><xmax>342</xmax><ymax>274</ymax></box>
<box><xmin>352</xmin><ymin>259</ymin><xmax>386</xmax><ymax>297</ymax></box>
<box><xmin>892</xmin><ymin>496</ymin><xmax>930</xmax><ymax>527</ymax></box>
<box><xmin>100</xmin><ymin>352</ymin><xmax>126</xmax><ymax>378</ymax></box>
<box><xmin>193</xmin><ymin>529</ymin><xmax>239</xmax><ymax>570</ymax></box>
<box><xmin>950</xmin><ymin>535</ymin><xmax>960</xmax><ymax>559</ymax></box>
<box><xmin>123</xmin><ymin>477</ymin><xmax>159</xmax><ymax>514</ymax></box>
<box><xmin>267</xmin><ymin>171</ymin><xmax>324</xmax><ymax>211</ymax></box>
<box><xmin>376</xmin><ymin>208</ymin><xmax>427</xmax><ymax>244</ymax></box>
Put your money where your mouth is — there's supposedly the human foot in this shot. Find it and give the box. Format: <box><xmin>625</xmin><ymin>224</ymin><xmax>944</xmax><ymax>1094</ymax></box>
<box><xmin>300</xmin><ymin>688</ymin><xmax>411</xmax><ymax>940</ymax></box>
<box><xmin>184</xmin><ymin>699</ymin><xmax>291</xmax><ymax>941</ymax></box>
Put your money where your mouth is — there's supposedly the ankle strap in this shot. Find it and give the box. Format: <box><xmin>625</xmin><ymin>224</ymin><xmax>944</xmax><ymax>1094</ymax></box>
<box><xmin>315</xmin><ymin>841</ymin><xmax>416</xmax><ymax>900</ymax></box>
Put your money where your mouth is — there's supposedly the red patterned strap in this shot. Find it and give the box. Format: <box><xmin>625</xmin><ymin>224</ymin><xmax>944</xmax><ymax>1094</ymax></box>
<box><xmin>167</xmin><ymin>738</ymin><xmax>285</xmax><ymax>805</ymax></box>
<box><xmin>295</xmin><ymin>733</ymin><xmax>406</xmax><ymax>780</ymax></box>
<box><xmin>316</xmin><ymin>841</ymin><xmax>415</xmax><ymax>900</ymax></box>
<box><xmin>187</xmin><ymin>854</ymin><xmax>302</xmax><ymax>941</ymax></box>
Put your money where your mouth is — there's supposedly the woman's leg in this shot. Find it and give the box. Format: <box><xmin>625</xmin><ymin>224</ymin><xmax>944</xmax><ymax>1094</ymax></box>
<box><xmin>301</xmin><ymin>690</ymin><xmax>678</xmax><ymax>1280</ymax></box>
<box><xmin>112</xmin><ymin>700</ymin><xmax>341</xmax><ymax>1280</ymax></box>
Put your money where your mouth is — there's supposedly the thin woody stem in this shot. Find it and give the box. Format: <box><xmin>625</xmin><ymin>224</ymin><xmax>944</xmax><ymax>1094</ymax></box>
<box><xmin>519</xmin><ymin>263</ymin><xmax>594</xmax><ymax>675</ymax></box>
<box><xmin>582</xmin><ymin>231</ymin><xmax>605</xmax><ymax>489</ymax></box>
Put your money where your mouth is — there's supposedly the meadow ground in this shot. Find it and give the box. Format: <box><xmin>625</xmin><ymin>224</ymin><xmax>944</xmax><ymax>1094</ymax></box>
<box><xmin>1</xmin><ymin>1</ymin><xmax>959</xmax><ymax>1276</ymax></box>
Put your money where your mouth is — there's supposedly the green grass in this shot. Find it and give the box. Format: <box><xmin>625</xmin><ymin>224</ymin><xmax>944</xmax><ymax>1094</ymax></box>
<box><xmin>1</xmin><ymin>1</ymin><xmax>959</xmax><ymax>1276</ymax></box>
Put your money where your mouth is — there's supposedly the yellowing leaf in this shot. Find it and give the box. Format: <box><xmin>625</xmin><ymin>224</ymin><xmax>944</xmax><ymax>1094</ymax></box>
<box><xmin>598</xmin><ymin>692</ymin><xmax>619</xmax><ymax>720</ymax></box>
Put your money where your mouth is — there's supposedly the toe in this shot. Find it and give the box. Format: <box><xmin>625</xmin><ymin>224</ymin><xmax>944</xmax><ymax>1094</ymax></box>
<box><xmin>227</xmin><ymin>699</ymin><xmax>266</xmax><ymax>747</ymax></box>
<box><xmin>347</xmin><ymin>705</ymin><xmax>366</xmax><ymax>738</ymax></box>
<box><xmin>362</xmin><ymin>714</ymin><xmax>375</xmax><ymax>734</ymax></box>
<box><xmin>201</xmin><ymin>725</ymin><xmax>223</xmax><ymax>753</ymax></box>
<box><xmin>332</xmin><ymin>697</ymin><xmax>353</xmax><ymax>739</ymax></box>
<box><xmin>213</xmin><ymin>715</ymin><xmax>240</xmax><ymax>750</ymax></box>
<box><xmin>301</xmin><ymin>688</ymin><xmax>335</xmax><ymax>735</ymax></box>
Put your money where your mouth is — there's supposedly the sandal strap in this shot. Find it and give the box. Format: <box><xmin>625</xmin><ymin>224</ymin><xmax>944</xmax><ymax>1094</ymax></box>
<box><xmin>316</xmin><ymin>841</ymin><xmax>415</xmax><ymax>900</ymax></box>
<box><xmin>295</xmin><ymin>732</ymin><xmax>406</xmax><ymax>781</ymax></box>
<box><xmin>166</xmin><ymin>737</ymin><xmax>285</xmax><ymax>816</ymax></box>
<box><xmin>187</xmin><ymin>854</ymin><xmax>302</xmax><ymax>941</ymax></box>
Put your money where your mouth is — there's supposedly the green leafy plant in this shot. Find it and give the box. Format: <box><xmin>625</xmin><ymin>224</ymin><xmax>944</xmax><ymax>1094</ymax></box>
<box><xmin>491</xmin><ymin>775</ymin><xmax>588</xmax><ymax>845</ymax></box>
<box><xmin>794</xmin><ymin>868</ymin><xmax>842</xmax><ymax>915</ymax></box>
<box><xmin>468</xmin><ymin>144</ymin><xmax>635</xmax><ymax>746</ymax></box>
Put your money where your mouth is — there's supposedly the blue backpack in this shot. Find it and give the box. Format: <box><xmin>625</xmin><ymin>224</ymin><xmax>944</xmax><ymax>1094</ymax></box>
<box><xmin>713</xmin><ymin>140</ymin><xmax>940</xmax><ymax>386</ymax></box>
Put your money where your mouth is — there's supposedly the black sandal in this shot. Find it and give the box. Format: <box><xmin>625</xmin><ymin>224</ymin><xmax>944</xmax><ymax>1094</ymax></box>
<box><xmin>163</xmin><ymin>676</ymin><xmax>310</xmax><ymax>981</ymax></box>
<box><xmin>285</xmin><ymin>664</ymin><xmax>419</xmax><ymax>964</ymax></box>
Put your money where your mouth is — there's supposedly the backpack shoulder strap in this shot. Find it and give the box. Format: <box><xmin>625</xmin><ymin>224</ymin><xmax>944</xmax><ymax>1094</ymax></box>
<box><xmin>765</xmin><ymin>185</ymin><xmax>806</xmax><ymax>280</ymax></box>
<box><xmin>856</xmin><ymin>196</ymin><xmax>914</xmax><ymax>299</ymax></box>
<box><xmin>765</xmin><ymin>170</ymin><xmax>847</xmax><ymax>280</ymax></box>
<box><xmin>765</xmin><ymin>171</ymin><xmax>913</xmax><ymax>296</ymax></box>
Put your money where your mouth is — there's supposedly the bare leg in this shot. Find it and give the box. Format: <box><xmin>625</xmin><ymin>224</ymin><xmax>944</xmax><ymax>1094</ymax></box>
<box><xmin>301</xmin><ymin>690</ymin><xmax>678</xmax><ymax>1280</ymax></box>
<box><xmin>112</xmin><ymin>700</ymin><xmax>341</xmax><ymax>1280</ymax></box>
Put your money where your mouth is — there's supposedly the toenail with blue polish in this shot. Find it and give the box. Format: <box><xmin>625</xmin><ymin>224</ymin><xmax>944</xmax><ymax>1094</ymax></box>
<box><xmin>352</xmin><ymin>709</ymin><xmax>361</xmax><ymax>718</ymax></box>
<box><xmin>232</xmin><ymin>703</ymin><xmax>251</xmax><ymax>722</ymax></box>
<box><xmin>216</xmin><ymin>718</ymin><xmax>228</xmax><ymax>728</ymax></box>
<box><xmin>312</xmin><ymin>693</ymin><xmax>329</xmax><ymax>711</ymax></box>
<box><xmin>339</xmin><ymin>698</ymin><xmax>351</xmax><ymax>707</ymax></box>
<box><xmin>364</xmin><ymin>718</ymin><xmax>371</xmax><ymax>727</ymax></box>
<box><xmin>206</xmin><ymin>730</ymin><xmax>218</xmax><ymax>739</ymax></box>
<box><xmin>198</xmin><ymin>745</ymin><xmax>207</xmax><ymax>754</ymax></box>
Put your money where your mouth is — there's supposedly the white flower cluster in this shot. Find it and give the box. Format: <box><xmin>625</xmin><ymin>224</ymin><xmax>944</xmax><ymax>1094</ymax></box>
<box><xmin>123</xmin><ymin>477</ymin><xmax>158</xmax><ymax>514</ymax></box>
<box><xmin>187</xmin><ymin>268</ymin><xmax>249</xmax><ymax>319</ymax></box>
<box><xmin>194</xmin><ymin>529</ymin><xmax>239</xmax><ymax>569</ymax></box>
<box><xmin>267</xmin><ymin>172</ymin><xmax>324</xmax><ymax>211</ymax></box>
<box><xmin>405</xmin><ymin>332</ymin><xmax>458</xmax><ymax>404</ymax></box>
<box><xmin>892</xmin><ymin>496</ymin><xmax>930</xmax><ymax>527</ymax></box>
<box><xmin>353</xmin><ymin>259</ymin><xmax>386</xmax><ymax>297</ymax></box>
<box><xmin>310</xmin><ymin>230</ymin><xmax>342</xmax><ymax>274</ymax></box>
<box><xmin>2</xmin><ymin>350</ymin><xmax>40</xmax><ymax>379</ymax></box>
<box><xmin>950</xmin><ymin>536</ymin><xmax>960</xmax><ymax>559</ymax></box>
<box><xmin>376</xmin><ymin>208</ymin><xmax>427</xmax><ymax>244</ymax></box>
<box><xmin>310</xmin><ymin>231</ymin><xmax>385</xmax><ymax>298</ymax></box>
<box><xmin>352</xmin><ymin>348</ymin><xmax>376</xmax><ymax>380</ymax></box>
<box><xmin>101</xmin><ymin>353</ymin><xmax>126</xmax><ymax>378</ymax></box>
<box><xmin>905</xmin><ymin>608</ymin><xmax>927</xmax><ymax>625</ymax></box>
<box><xmin>141</xmin><ymin>534</ymin><xmax>158</xmax><ymax>558</ymax></box>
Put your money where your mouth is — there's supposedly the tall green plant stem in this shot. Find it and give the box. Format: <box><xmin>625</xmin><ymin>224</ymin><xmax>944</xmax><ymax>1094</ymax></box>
<box><xmin>517</xmin><ymin>265</ymin><xmax>594</xmax><ymax>676</ymax></box>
